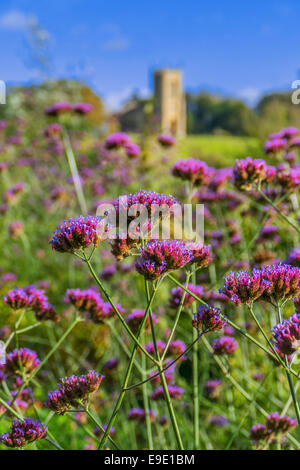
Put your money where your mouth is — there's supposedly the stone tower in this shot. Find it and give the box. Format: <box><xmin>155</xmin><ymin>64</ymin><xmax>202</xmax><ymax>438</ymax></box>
<box><xmin>154</xmin><ymin>69</ymin><xmax>186</xmax><ymax>137</ymax></box>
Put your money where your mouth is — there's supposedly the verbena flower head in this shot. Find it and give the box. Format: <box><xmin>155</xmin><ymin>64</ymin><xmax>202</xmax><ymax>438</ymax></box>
<box><xmin>264</xmin><ymin>139</ymin><xmax>287</xmax><ymax>154</ymax></box>
<box><xmin>24</xmin><ymin>285</ymin><xmax>58</xmax><ymax>322</ymax></box>
<box><xmin>136</xmin><ymin>240</ymin><xmax>193</xmax><ymax>280</ymax></box>
<box><xmin>289</xmin><ymin>136</ymin><xmax>300</xmax><ymax>148</ymax></box>
<box><xmin>45</xmin><ymin>102</ymin><xmax>72</xmax><ymax>116</ymax></box>
<box><xmin>4</xmin><ymin>286</ymin><xmax>58</xmax><ymax>322</ymax></box>
<box><xmin>50</xmin><ymin>215</ymin><xmax>101</xmax><ymax>253</ymax></box>
<box><xmin>45</xmin><ymin>371</ymin><xmax>104</xmax><ymax>414</ymax></box>
<box><xmin>185</xmin><ymin>242</ymin><xmax>212</xmax><ymax>268</ymax></box>
<box><xmin>249</xmin><ymin>423</ymin><xmax>270</xmax><ymax>443</ymax></box>
<box><xmin>261</xmin><ymin>264</ymin><xmax>300</xmax><ymax>302</ymax></box>
<box><xmin>65</xmin><ymin>288</ymin><xmax>120</xmax><ymax>323</ymax></box>
<box><xmin>221</xmin><ymin>269</ymin><xmax>269</xmax><ymax>305</ymax></box>
<box><xmin>73</xmin><ymin>103</ymin><xmax>93</xmax><ymax>114</ymax></box>
<box><xmin>169</xmin><ymin>283</ymin><xmax>204</xmax><ymax>308</ymax></box>
<box><xmin>124</xmin><ymin>142</ymin><xmax>140</xmax><ymax>158</ymax></box>
<box><xmin>157</xmin><ymin>134</ymin><xmax>176</xmax><ymax>147</ymax></box>
<box><xmin>233</xmin><ymin>157</ymin><xmax>268</xmax><ymax>190</ymax></box>
<box><xmin>151</xmin><ymin>385</ymin><xmax>185</xmax><ymax>400</ymax></box>
<box><xmin>212</xmin><ymin>336</ymin><xmax>238</xmax><ymax>356</ymax></box>
<box><xmin>204</xmin><ymin>379</ymin><xmax>222</xmax><ymax>398</ymax></box>
<box><xmin>285</xmin><ymin>248</ymin><xmax>300</xmax><ymax>267</ymax></box>
<box><xmin>127</xmin><ymin>408</ymin><xmax>157</xmax><ymax>423</ymax></box>
<box><xmin>280</xmin><ymin>127</ymin><xmax>299</xmax><ymax>139</ymax></box>
<box><xmin>276</xmin><ymin>167</ymin><xmax>300</xmax><ymax>193</ymax></box>
<box><xmin>0</xmin><ymin>418</ymin><xmax>47</xmax><ymax>448</ymax></box>
<box><xmin>192</xmin><ymin>305</ymin><xmax>227</xmax><ymax>333</ymax></box>
<box><xmin>172</xmin><ymin>158</ymin><xmax>212</xmax><ymax>185</ymax></box>
<box><xmin>3</xmin><ymin>288</ymin><xmax>30</xmax><ymax>310</ymax></box>
<box><xmin>113</xmin><ymin>189</ymin><xmax>178</xmax><ymax>215</ymax></box>
<box><xmin>4</xmin><ymin>348</ymin><xmax>40</xmax><ymax>377</ymax></box>
<box><xmin>168</xmin><ymin>339</ymin><xmax>186</xmax><ymax>358</ymax></box>
<box><xmin>43</xmin><ymin>123</ymin><xmax>62</xmax><ymax>138</ymax></box>
<box><xmin>294</xmin><ymin>295</ymin><xmax>300</xmax><ymax>313</ymax></box>
<box><xmin>272</xmin><ymin>313</ymin><xmax>300</xmax><ymax>355</ymax></box>
<box><xmin>125</xmin><ymin>309</ymin><xmax>157</xmax><ymax>334</ymax></box>
<box><xmin>146</xmin><ymin>340</ymin><xmax>166</xmax><ymax>356</ymax></box>
<box><xmin>208</xmin><ymin>415</ymin><xmax>228</xmax><ymax>427</ymax></box>
<box><xmin>266</xmin><ymin>412</ymin><xmax>297</xmax><ymax>434</ymax></box>
<box><xmin>105</xmin><ymin>132</ymin><xmax>131</xmax><ymax>149</ymax></box>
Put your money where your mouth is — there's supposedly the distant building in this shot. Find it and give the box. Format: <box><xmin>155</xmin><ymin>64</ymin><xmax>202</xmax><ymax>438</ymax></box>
<box><xmin>154</xmin><ymin>69</ymin><xmax>186</xmax><ymax>137</ymax></box>
<box><xmin>118</xmin><ymin>69</ymin><xmax>186</xmax><ymax>136</ymax></box>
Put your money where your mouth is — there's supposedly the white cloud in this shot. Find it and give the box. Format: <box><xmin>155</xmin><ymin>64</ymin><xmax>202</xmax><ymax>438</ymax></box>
<box><xmin>0</xmin><ymin>10</ymin><xmax>31</xmax><ymax>31</ymax></box>
<box><xmin>101</xmin><ymin>37</ymin><xmax>130</xmax><ymax>51</ymax></box>
<box><xmin>238</xmin><ymin>87</ymin><xmax>262</xmax><ymax>105</ymax></box>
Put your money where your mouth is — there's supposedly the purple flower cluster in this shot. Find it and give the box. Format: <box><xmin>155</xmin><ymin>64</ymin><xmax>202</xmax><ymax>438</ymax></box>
<box><xmin>204</xmin><ymin>379</ymin><xmax>222</xmax><ymax>398</ymax></box>
<box><xmin>43</xmin><ymin>123</ymin><xmax>62</xmax><ymax>138</ymax></box>
<box><xmin>125</xmin><ymin>309</ymin><xmax>157</xmax><ymax>334</ymax></box>
<box><xmin>272</xmin><ymin>313</ymin><xmax>300</xmax><ymax>355</ymax></box>
<box><xmin>4</xmin><ymin>285</ymin><xmax>58</xmax><ymax>322</ymax></box>
<box><xmin>250</xmin><ymin>412</ymin><xmax>297</xmax><ymax>444</ymax></box>
<box><xmin>185</xmin><ymin>242</ymin><xmax>212</xmax><ymax>268</ymax></box>
<box><xmin>45</xmin><ymin>371</ymin><xmax>104</xmax><ymax>414</ymax></box>
<box><xmin>105</xmin><ymin>132</ymin><xmax>131</xmax><ymax>149</ymax></box>
<box><xmin>261</xmin><ymin>264</ymin><xmax>300</xmax><ymax>302</ymax></box>
<box><xmin>127</xmin><ymin>408</ymin><xmax>157</xmax><ymax>422</ymax></box>
<box><xmin>294</xmin><ymin>295</ymin><xmax>300</xmax><ymax>313</ymax></box>
<box><xmin>4</xmin><ymin>348</ymin><xmax>40</xmax><ymax>377</ymax></box>
<box><xmin>221</xmin><ymin>269</ymin><xmax>269</xmax><ymax>305</ymax></box>
<box><xmin>276</xmin><ymin>167</ymin><xmax>300</xmax><ymax>192</ymax></box>
<box><xmin>233</xmin><ymin>157</ymin><xmax>269</xmax><ymax>190</ymax></box>
<box><xmin>146</xmin><ymin>339</ymin><xmax>166</xmax><ymax>356</ymax></box>
<box><xmin>264</xmin><ymin>139</ymin><xmax>287</xmax><ymax>154</ymax></box>
<box><xmin>104</xmin><ymin>133</ymin><xmax>140</xmax><ymax>157</ymax></box>
<box><xmin>45</xmin><ymin>102</ymin><xmax>92</xmax><ymax>116</ymax></box>
<box><xmin>212</xmin><ymin>336</ymin><xmax>238</xmax><ymax>356</ymax></box>
<box><xmin>136</xmin><ymin>240</ymin><xmax>194</xmax><ymax>280</ymax></box>
<box><xmin>151</xmin><ymin>385</ymin><xmax>185</xmax><ymax>400</ymax></box>
<box><xmin>113</xmin><ymin>189</ymin><xmax>178</xmax><ymax>215</ymax></box>
<box><xmin>0</xmin><ymin>417</ymin><xmax>47</xmax><ymax>448</ymax></box>
<box><xmin>285</xmin><ymin>247</ymin><xmax>300</xmax><ymax>267</ymax></box>
<box><xmin>192</xmin><ymin>305</ymin><xmax>227</xmax><ymax>333</ymax></box>
<box><xmin>73</xmin><ymin>102</ymin><xmax>93</xmax><ymax>114</ymax></box>
<box><xmin>222</xmin><ymin>264</ymin><xmax>300</xmax><ymax>305</ymax></box>
<box><xmin>50</xmin><ymin>215</ymin><xmax>101</xmax><ymax>253</ymax></box>
<box><xmin>169</xmin><ymin>283</ymin><xmax>204</xmax><ymax>308</ymax></box>
<box><xmin>157</xmin><ymin>134</ymin><xmax>176</xmax><ymax>147</ymax></box>
<box><xmin>172</xmin><ymin>158</ymin><xmax>212</xmax><ymax>185</ymax></box>
<box><xmin>65</xmin><ymin>288</ymin><xmax>123</xmax><ymax>323</ymax></box>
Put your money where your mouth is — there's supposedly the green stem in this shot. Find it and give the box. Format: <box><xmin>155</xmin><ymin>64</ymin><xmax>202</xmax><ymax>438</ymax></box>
<box><xmin>141</xmin><ymin>330</ymin><xmax>153</xmax><ymax>449</ymax></box>
<box><xmin>158</xmin><ymin>362</ymin><xmax>184</xmax><ymax>450</ymax></box>
<box><xmin>248</xmin><ymin>304</ymin><xmax>287</xmax><ymax>369</ymax></box>
<box><xmin>168</xmin><ymin>274</ymin><xmax>300</xmax><ymax>378</ymax></box>
<box><xmin>124</xmin><ymin>333</ymin><xmax>203</xmax><ymax>391</ymax></box>
<box><xmin>201</xmin><ymin>336</ymin><xmax>300</xmax><ymax>449</ymax></box>
<box><xmin>161</xmin><ymin>273</ymin><xmax>191</xmax><ymax>362</ymax></box>
<box><xmin>3</xmin><ymin>316</ymin><xmax>81</xmax><ymax>414</ymax></box>
<box><xmin>145</xmin><ymin>279</ymin><xmax>184</xmax><ymax>450</ymax></box>
<box><xmin>84</xmin><ymin>407</ymin><xmax>120</xmax><ymax>450</ymax></box>
<box><xmin>256</xmin><ymin>187</ymin><xmax>300</xmax><ymax>235</ymax></box>
<box><xmin>98</xmin><ymin>285</ymin><xmax>159</xmax><ymax>450</ymax></box>
<box><xmin>62</xmin><ymin>129</ymin><xmax>87</xmax><ymax>214</ymax></box>
<box><xmin>276</xmin><ymin>303</ymin><xmax>300</xmax><ymax>426</ymax></box>
<box><xmin>84</xmin><ymin>253</ymin><xmax>158</xmax><ymax>365</ymax></box>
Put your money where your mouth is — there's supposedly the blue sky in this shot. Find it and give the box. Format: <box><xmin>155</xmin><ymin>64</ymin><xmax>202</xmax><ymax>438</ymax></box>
<box><xmin>0</xmin><ymin>0</ymin><xmax>299</xmax><ymax>109</ymax></box>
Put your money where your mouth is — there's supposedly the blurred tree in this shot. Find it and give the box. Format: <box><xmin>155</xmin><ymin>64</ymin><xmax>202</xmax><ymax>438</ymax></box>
<box><xmin>187</xmin><ymin>93</ymin><xmax>258</xmax><ymax>136</ymax></box>
<box><xmin>255</xmin><ymin>92</ymin><xmax>300</xmax><ymax>139</ymax></box>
